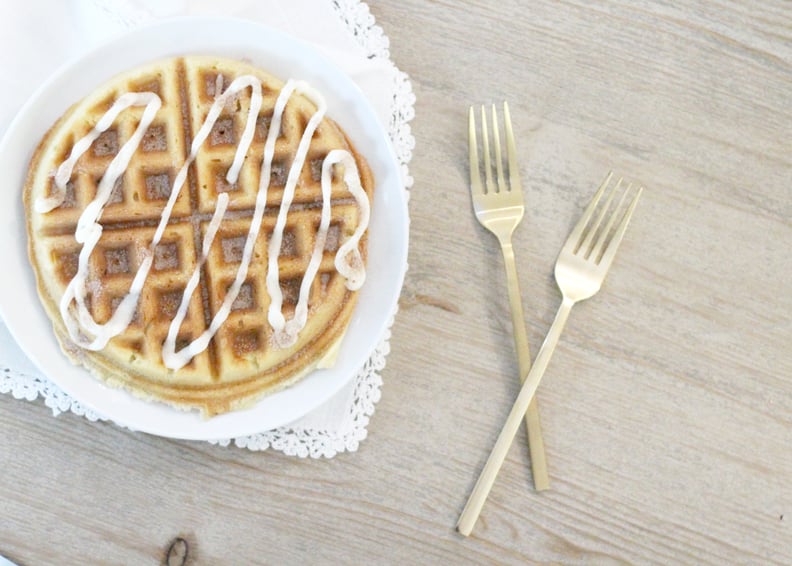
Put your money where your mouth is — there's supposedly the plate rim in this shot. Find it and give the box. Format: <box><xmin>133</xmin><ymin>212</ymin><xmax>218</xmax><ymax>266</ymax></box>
<box><xmin>0</xmin><ymin>15</ymin><xmax>409</xmax><ymax>440</ymax></box>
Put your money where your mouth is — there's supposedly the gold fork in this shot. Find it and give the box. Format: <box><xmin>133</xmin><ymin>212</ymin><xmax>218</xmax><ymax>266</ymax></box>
<box><xmin>469</xmin><ymin>102</ymin><xmax>549</xmax><ymax>491</ymax></box>
<box><xmin>458</xmin><ymin>172</ymin><xmax>643</xmax><ymax>536</ymax></box>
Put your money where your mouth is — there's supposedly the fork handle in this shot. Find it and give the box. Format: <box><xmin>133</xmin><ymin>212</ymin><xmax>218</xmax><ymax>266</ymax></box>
<box><xmin>500</xmin><ymin>242</ymin><xmax>550</xmax><ymax>491</ymax></box>
<box><xmin>457</xmin><ymin>297</ymin><xmax>574</xmax><ymax>536</ymax></box>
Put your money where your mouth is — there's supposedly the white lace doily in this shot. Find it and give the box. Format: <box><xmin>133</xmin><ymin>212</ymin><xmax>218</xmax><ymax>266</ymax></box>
<box><xmin>0</xmin><ymin>0</ymin><xmax>414</xmax><ymax>458</ymax></box>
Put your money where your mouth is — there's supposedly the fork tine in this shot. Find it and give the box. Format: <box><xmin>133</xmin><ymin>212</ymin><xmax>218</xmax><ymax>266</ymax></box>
<box><xmin>590</xmin><ymin>183</ymin><xmax>631</xmax><ymax>261</ymax></box>
<box><xmin>491</xmin><ymin>104</ymin><xmax>507</xmax><ymax>193</ymax></box>
<box><xmin>503</xmin><ymin>102</ymin><xmax>522</xmax><ymax>194</ymax></box>
<box><xmin>469</xmin><ymin>106</ymin><xmax>483</xmax><ymax>196</ymax></box>
<box><xmin>578</xmin><ymin>176</ymin><xmax>622</xmax><ymax>257</ymax></box>
<box><xmin>480</xmin><ymin>106</ymin><xmax>496</xmax><ymax>194</ymax></box>
<box><xmin>597</xmin><ymin>186</ymin><xmax>643</xmax><ymax>269</ymax></box>
<box><xmin>563</xmin><ymin>171</ymin><xmax>614</xmax><ymax>253</ymax></box>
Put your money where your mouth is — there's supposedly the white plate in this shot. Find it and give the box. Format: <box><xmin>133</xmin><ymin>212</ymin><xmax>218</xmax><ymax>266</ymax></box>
<box><xmin>0</xmin><ymin>17</ymin><xmax>408</xmax><ymax>440</ymax></box>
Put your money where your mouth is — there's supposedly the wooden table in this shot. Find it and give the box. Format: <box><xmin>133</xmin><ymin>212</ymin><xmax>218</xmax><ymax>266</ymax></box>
<box><xmin>2</xmin><ymin>1</ymin><xmax>791</xmax><ymax>563</ymax></box>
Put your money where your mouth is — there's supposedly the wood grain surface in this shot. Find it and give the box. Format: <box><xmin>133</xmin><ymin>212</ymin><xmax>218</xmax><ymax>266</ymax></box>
<box><xmin>2</xmin><ymin>1</ymin><xmax>791</xmax><ymax>564</ymax></box>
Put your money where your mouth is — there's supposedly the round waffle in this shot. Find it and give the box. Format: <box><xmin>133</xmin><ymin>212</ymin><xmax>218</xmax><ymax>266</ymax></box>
<box><xmin>24</xmin><ymin>56</ymin><xmax>373</xmax><ymax>417</ymax></box>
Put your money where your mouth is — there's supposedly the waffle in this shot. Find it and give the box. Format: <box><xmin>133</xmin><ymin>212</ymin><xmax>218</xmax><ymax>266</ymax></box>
<box><xmin>24</xmin><ymin>56</ymin><xmax>373</xmax><ymax>417</ymax></box>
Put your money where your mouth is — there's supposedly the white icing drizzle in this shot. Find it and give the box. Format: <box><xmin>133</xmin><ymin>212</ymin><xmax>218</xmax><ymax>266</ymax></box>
<box><xmin>327</xmin><ymin>149</ymin><xmax>370</xmax><ymax>291</ymax></box>
<box><xmin>56</xmin><ymin>92</ymin><xmax>162</xmax><ymax>349</ymax></box>
<box><xmin>265</xmin><ymin>81</ymin><xmax>328</xmax><ymax>348</ymax></box>
<box><xmin>44</xmin><ymin>74</ymin><xmax>370</xmax><ymax>368</ymax></box>
<box><xmin>36</xmin><ymin>92</ymin><xmax>162</xmax><ymax>214</ymax></box>
<box><xmin>214</xmin><ymin>73</ymin><xmax>224</xmax><ymax>99</ymax></box>
<box><xmin>161</xmin><ymin>193</ymin><xmax>230</xmax><ymax>369</ymax></box>
<box><xmin>272</xmin><ymin>148</ymin><xmax>370</xmax><ymax>348</ymax></box>
<box><xmin>58</xmin><ymin>77</ymin><xmax>263</xmax><ymax>351</ymax></box>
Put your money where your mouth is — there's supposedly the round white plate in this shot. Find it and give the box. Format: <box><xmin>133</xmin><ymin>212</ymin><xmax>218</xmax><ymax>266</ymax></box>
<box><xmin>0</xmin><ymin>17</ymin><xmax>408</xmax><ymax>440</ymax></box>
